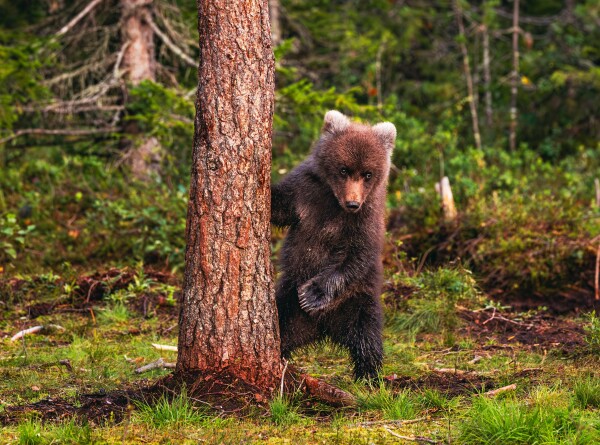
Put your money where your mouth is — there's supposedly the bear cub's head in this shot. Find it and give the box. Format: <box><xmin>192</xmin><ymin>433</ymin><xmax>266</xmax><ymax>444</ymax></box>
<box><xmin>313</xmin><ymin>110</ymin><xmax>396</xmax><ymax>213</ymax></box>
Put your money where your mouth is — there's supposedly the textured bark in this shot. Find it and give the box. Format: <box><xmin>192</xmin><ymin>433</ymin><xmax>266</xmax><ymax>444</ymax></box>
<box><xmin>121</xmin><ymin>0</ymin><xmax>155</xmax><ymax>85</ymax></box>
<box><xmin>176</xmin><ymin>0</ymin><xmax>281</xmax><ymax>391</ymax></box>
<box><xmin>453</xmin><ymin>0</ymin><xmax>482</xmax><ymax>150</ymax></box>
<box><xmin>120</xmin><ymin>0</ymin><xmax>162</xmax><ymax>178</ymax></box>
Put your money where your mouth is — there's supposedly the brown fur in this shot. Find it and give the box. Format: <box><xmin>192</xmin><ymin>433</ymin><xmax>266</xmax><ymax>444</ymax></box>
<box><xmin>271</xmin><ymin>111</ymin><xmax>395</xmax><ymax>380</ymax></box>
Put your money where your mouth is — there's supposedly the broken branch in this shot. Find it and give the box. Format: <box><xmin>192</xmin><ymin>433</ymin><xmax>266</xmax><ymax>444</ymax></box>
<box><xmin>144</xmin><ymin>12</ymin><xmax>196</xmax><ymax>67</ymax></box>
<box><xmin>11</xmin><ymin>324</ymin><xmax>66</xmax><ymax>342</ymax></box>
<box><xmin>135</xmin><ymin>358</ymin><xmax>176</xmax><ymax>374</ymax></box>
<box><xmin>56</xmin><ymin>0</ymin><xmax>105</xmax><ymax>37</ymax></box>
<box><xmin>484</xmin><ymin>383</ymin><xmax>517</xmax><ymax>397</ymax></box>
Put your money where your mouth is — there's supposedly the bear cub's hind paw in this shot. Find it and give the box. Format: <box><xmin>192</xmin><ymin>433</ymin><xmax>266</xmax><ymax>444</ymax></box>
<box><xmin>298</xmin><ymin>278</ymin><xmax>332</xmax><ymax>315</ymax></box>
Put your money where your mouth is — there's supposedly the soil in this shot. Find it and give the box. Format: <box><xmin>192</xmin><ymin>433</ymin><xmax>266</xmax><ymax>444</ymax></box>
<box><xmin>386</xmin><ymin>372</ymin><xmax>497</xmax><ymax>398</ymax></box>
<box><xmin>1</xmin><ymin>386</ymin><xmax>151</xmax><ymax>425</ymax></box>
<box><xmin>460</xmin><ymin>308</ymin><xmax>587</xmax><ymax>354</ymax></box>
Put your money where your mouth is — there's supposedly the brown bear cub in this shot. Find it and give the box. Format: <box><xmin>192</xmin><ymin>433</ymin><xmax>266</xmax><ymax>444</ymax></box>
<box><xmin>271</xmin><ymin>110</ymin><xmax>396</xmax><ymax>380</ymax></box>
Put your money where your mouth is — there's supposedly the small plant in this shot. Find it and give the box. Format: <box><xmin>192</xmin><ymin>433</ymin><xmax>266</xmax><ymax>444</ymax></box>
<box><xmin>0</xmin><ymin>213</ymin><xmax>35</xmax><ymax>264</ymax></box>
<box><xmin>584</xmin><ymin>311</ymin><xmax>600</xmax><ymax>353</ymax></box>
<box><xmin>419</xmin><ymin>389</ymin><xmax>459</xmax><ymax>411</ymax></box>
<box><xmin>357</xmin><ymin>382</ymin><xmax>416</xmax><ymax>420</ymax></box>
<box><xmin>135</xmin><ymin>389</ymin><xmax>207</xmax><ymax>429</ymax></box>
<box><xmin>48</xmin><ymin>419</ymin><xmax>93</xmax><ymax>444</ymax></box>
<box><xmin>388</xmin><ymin>266</ymin><xmax>481</xmax><ymax>345</ymax></box>
<box><xmin>97</xmin><ymin>302</ymin><xmax>131</xmax><ymax>324</ymax></box>
<box><xmin>573</xmin><ymin>375</ymin><xmax>600</xmax><ymax>409</ymax></box>
<box><xmin>17</xmin><ymin>419</ymin><xmax>43</xmax><ymax>445</ymax></box>
<box><xmin>269</xmin><ymin>395</ymin><xmax>302</xmax><ymax>425</ymax></box>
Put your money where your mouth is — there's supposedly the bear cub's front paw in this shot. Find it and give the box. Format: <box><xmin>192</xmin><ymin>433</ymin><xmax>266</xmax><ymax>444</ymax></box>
<box><xmin>298</xmin><ymin>279</ymin><xmax>331</xmax><ymax>315</ymax></box>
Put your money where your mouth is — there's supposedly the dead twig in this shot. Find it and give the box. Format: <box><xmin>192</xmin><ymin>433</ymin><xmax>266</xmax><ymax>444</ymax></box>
<box><xmin>482</xmin><ymin>308</ymin><xmax>534</xmax><ymax>328</ymax></box>
<box><xmin>356</xmin><ymin>417</ymin><xmax>429</xmax><ymax>427</ymax></box>
<box><xmin>11</xmin><ymin>324</ymin><xmax>66</xmax><ymax>342</ymax></box>
<box><xmin>383</xmin><ymin>426</ymin><xmax>441</xmax><ymax>444</ymax></box>
<box><xmin>144</xmin><ymin>12</ymin><xmax>196</xmax><ymax>67</ymax></box>
<box><xmin>483</xmin><ymin>383</ymin><xmax>516</xmax><ymax>397</ymax></box>
<box><xmin>134</xmin><ymin>358</ymin><xmax>176</xmax><ymax>374</ymax></box>
<box><xmin>56</xmin><ymin>0</ymin><xmax>105</xmax><ymax>36</ymax></box>
<box><xmin>151</xmin><ymin>343</ymin><xmax>178</xmax><ymax>352</ymax></box>
<box><xmin>0</xmin><ymin>128</ymin><xmax>116</xmax><ymax>145</ymax></box>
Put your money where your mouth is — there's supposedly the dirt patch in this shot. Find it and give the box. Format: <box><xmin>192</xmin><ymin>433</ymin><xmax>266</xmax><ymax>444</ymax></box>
<box><xmin>460</xmin><ymin>309</ymin><xmax>587</xmax><ymax>353</ymax></box>
<box><xmin>1</xmin><ymin>386</ymin><xmax>152</xmax><ymax>426</ymax></box>
<box><xmin>386</xmin><ymin>371</ymin><xmax>496</xmax><ymax>397</ymax></box>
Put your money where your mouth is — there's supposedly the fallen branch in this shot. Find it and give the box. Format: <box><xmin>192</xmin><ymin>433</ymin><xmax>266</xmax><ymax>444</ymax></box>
<box><xmin>11</xmin><ymin>324</ymin><xmax>66</xmax><ymax>342</ymax></box>
<box><xmin>383</xmin><ymin>426</ymin><xmax>440</xmax><ymax>444</ymax></box>
<box><xmin>56</xmin><ymin>0</ymin><xmax>105</xmax><ymax>36</ymax></box>
<box><xmin>356</xmin><ymin>417</ymin><xmax>428</xmax><ymax>427</ymax></box>
<box><xmin>135</xmin><ymin>358</ymin><xmax>176</xmax><ymax>374</ymax></box>
<box><xmin>151</xmin><ymin>343</ymin><xmax>178</xmax><ymax>352</ymax></box>
<box><xmin>482</xmin><ymin>308</ymin><xmax>533</xmax><ymax>328</ymax></box>
<box><xmin>301</xmin><ymin>374</ymin><xmax>356</xmax><ymax>407</ymax></box>
<box><xmin>484</xmin><ymin>383</ymin><xmax>516</xmax><ymax>397</ymax></box>
<box><xmin>0</xmin><ymin>128</ymin><xmax>116</xmax><ymax>145</ymax></box>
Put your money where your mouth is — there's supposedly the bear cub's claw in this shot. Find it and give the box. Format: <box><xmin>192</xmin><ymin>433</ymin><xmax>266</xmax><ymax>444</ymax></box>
<box><xmin>298</xmin><ymin>279</ymin><xmax>331</xmax><ymax>315</ymax></box>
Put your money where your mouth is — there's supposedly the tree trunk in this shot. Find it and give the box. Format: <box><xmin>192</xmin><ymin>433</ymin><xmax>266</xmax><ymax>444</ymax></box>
<box><xmin>120</xmin><ymin>0</ymin><xmax>162</xmax><ymax>178</ymax></box>
<box><xmin>509</xmin><ymin>0</ymin><xmax>520</xmax><ymax>151</ymax></box>
<box><xmin>269</xmin><ymin>0</ymin><xmax>282</xmax><ymax>46</ymax></box>
<box><xmin>453</xmin><ymin>0</ymin><xmax>482</xmax><ymax>150</ymax></box>
<box><xmin>176</xmin><ymin>0</ymin><xmax>281</xmax><ymax>392</ymax></box>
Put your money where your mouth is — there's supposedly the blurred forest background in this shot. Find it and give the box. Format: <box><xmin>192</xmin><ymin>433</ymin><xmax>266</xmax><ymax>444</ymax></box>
<box><xmin>1</xmin><ymin>0</ymin><xmax>599</xmax><ymax>309</ymax></box>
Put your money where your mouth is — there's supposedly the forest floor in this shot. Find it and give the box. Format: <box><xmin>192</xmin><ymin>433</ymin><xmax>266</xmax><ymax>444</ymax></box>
<box><xmin>0</xmin><ymin>265</ymin><xmax>599</xmax><ymax>444</ymax></box>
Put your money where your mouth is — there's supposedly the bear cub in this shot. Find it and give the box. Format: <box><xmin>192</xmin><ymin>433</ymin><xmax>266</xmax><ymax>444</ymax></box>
<box><xmin>271</xmin><ymin>110</ymin><xmax>396</xmax><ymax>380</ymax></box>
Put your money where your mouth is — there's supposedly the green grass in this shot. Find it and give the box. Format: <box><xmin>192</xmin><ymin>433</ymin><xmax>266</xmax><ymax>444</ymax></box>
<box><xmin>357</xmin><ymin>382</ymin><xmax>417</xmax><ymax>420</ymax></box>
<box><xmin>269</xmin><ymin>395</ymin><xmax>303</xmax><ymax>425</ymax></box>
<box><xmin>459</xmin><ymin>395</ymin><xmax>600</xmax><ymax>444</ymax></box>
<box><xmin>574</xmin><ymin>375</ymin><xmax>600</xmax><ymax>409</ymax></box>
<box><xmin>134</xmin><ymin>388</ymin><xmax>208</xmax><ymax>429</ymax></box>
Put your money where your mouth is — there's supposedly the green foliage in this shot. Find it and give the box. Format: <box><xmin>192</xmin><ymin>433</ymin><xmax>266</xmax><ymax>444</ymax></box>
<box><xmin>17</xmin><ymin>419</ymin><xmax>43</xmax><ymax>445</ymax></box>
<box><xmin>574</xmin><ymin>376</ymin><xmax>600</xmax><ymax>409</ymax></box>
<box><xmin>135</xmin><ymin>389</ymin><xmax>208</xmax><ymax>429</ymax></box>
<box><xmin>269</xmin><ymin>395</ymin><xmax>302</xmax><ymax>425</ymax></box>
<box><xmin>584</xmin><ymin>312</ymin><xmax>600</xmax><ymax>354</ymax></box>
<box><xmin>0</xmin><ymin>212</ymin><xmax>34</xmax><ymax>263</ymax></box>
<box><xmin>388</xmin><ymin>266</ymin><xmax>481</xmax><ymax>345</ymax></box>
<box><xmin>357</xmin><ymin>382</ymin><xmax>416</xmax><ymax>420</ymax></box>
<box><xmin>459</xmin><ymin>396</ymin><xmax>600</xmax><ymax>444</ymax></box>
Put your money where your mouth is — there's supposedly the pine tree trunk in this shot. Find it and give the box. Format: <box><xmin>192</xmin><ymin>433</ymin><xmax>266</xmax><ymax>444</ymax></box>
<box><xmin>176</xmin><ymin>0</ymin><xmax>281</xmax><ymax>392</ymax></box>
<box><xmin>120</xmin><ymin>0</ymin><xmax>162</xmax><ymax>178</ymax></box>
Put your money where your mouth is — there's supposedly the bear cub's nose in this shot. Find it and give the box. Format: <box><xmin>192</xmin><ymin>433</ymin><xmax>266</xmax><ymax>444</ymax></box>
<box><xmin>346</xmin><ymin>201</ymin><xmax>361</xmax><ymax>211</ymax></box>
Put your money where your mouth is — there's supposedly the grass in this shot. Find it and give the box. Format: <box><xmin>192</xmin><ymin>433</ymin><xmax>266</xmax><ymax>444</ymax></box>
<box><xmin>1</xmin><ymin>267</ymin><xmax>600</xmax><ymax>444</ymax></box>
<box><xmin>134</xmin><ymin>389</ymin><xmax>209</xmax><ymax>429</ymax></box>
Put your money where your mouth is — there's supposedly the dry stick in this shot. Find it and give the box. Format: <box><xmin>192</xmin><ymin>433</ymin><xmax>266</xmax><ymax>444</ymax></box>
<box><xmin>482</xmin><ymin>25</ymin><xmax>493</xmax><ymax>127</ymax></box>
<box><xmin>56</xmin><ymin>0</ymin><xmax>105</xmax><ymax>36</ymax></box>
<box><xmin>135</xmin><ymin>358</ymin><xmax>176</xmax><ymax>374</ymax></box>
<box><xmin>151</xmin><ymin>343</ymin><xmax>178</xmax><ymax>352</ymax></box>
<box><xmin>356</xmin><ymin>417</ymin><xmax>429</xmax><ymax>427</ymax></box>
<box><xmin>383</xmin><ymin>426</ymin><xmax>440</xmax><ymax>444</ymax></box>
<box><xmin>453</xmin><ymin>0</ymin><xmax>482</xmax><ymax>150</ymax></box>
<box><xmin>280</xmin><ymin>359</ymin><xmax>289</xmax><ymax>398</ymax></box>
<box><xmin>10</xmin><ymin>324</ymin><xmax>66</xmax><ymax>342</ymax></box>
<box><xmin>144</xmin><ymin>12</ymin><xmax>196</xmax><ymax>67</ymax></box>
<box><xmin>484</xmin><ymin>383</ymin><xmax>517</xmax><ymax>397</ymax></box>
<box><xmin>0</xmin><ymin>128</ymin><xmax>116</xmax><ymax>145</ymax></box>
<box><xmin>509</xmin><ymin>0</ymin><xmax>520</xmax><ymax>151</ymax></box>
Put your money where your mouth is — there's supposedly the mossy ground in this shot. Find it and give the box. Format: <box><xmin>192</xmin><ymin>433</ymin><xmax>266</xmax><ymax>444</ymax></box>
<box><xmin>1</xmin><ymin>265</ymin><xmax>598</xmax><ymax>444</ymax></box>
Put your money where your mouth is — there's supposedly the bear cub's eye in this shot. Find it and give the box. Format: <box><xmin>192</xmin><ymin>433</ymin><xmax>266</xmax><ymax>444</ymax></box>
<box><xmin>364</xmin><ymin>172</ymin><xmax>373</xmax><ymax>180</ymax></box>
<box><xmin>340</xmin><ymin>167</ymin><xmax>348</xmax><ymax>176</ymax></box>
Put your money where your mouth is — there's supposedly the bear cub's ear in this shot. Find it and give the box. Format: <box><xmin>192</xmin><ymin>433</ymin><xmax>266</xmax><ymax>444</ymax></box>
<box><xmin>323</xmin><ymin>110</ymin><xmax>351</xmax><ymax>135</ymax></box>
<box><xmin>372</xmin><ymin>122</ymin><xmax>396</xmax><ymax>152</ymax></box>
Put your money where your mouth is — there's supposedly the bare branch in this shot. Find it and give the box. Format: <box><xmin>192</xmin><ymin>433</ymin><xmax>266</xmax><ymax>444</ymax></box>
<box><xmin>144</xmin><ymin>12</ymin><xmax>196</xmax><ymax>68</ymax></box>
<box><xmin>22</xmin><ymin>104</ymin><xmax>124</xmax><ymax>114</ymax></box>
<box><xmin>0</xmin><ymin>127</ymin><xmax>116</xmax><ymax>145</ymax></box>
<box><xmin>56</xmin><ymin>0</ymin><xmax>105</xmax><ymax>37</ymax></box>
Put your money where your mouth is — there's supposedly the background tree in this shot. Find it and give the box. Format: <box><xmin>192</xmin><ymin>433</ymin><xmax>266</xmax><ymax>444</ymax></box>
<box><xmin>175</xmin><ymin>0</ymin><xmax>282</xmax><ymax>392</ymax></box>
